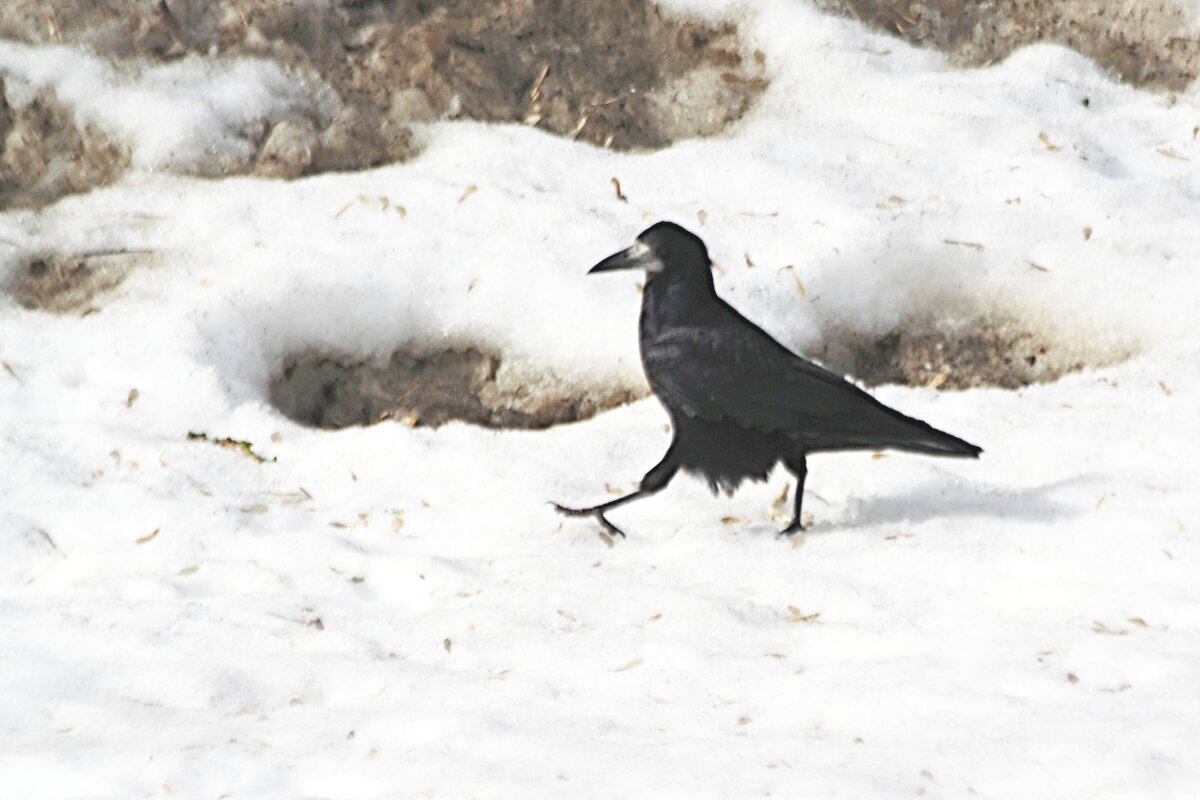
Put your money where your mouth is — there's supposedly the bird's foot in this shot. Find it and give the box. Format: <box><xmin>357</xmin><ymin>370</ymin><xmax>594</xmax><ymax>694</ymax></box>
<box><xmin>551</xmin><ymin>503</ymin><xmax>627</xmax><ymax>538</ymax></box>
<box><xmin>779</xmin><ymin>519</ymin><xmax>807</xmax><ymax>536</ymax></box>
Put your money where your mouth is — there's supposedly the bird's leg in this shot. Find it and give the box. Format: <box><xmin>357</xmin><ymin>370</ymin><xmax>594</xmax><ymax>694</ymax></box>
<box><xmin>553</xmin><ymin>489</ymin><xmax>651</xmax><ymax>538</ymax></box>
<box><xmin>553</xmin><ymin>445</ymin><xmax>679</xmax><ymax>538</ymax></box>
<box><xmin>780</xmin><ymin>455</ymin><xmax>808</xmax><ymax>535</ymax></box>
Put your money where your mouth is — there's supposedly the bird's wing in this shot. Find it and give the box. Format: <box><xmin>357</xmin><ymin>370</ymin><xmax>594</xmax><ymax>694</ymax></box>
<box><xmin>642</xmin><ymin>323</ymin><xmax>890</xmax><ymax>433</ymax></box>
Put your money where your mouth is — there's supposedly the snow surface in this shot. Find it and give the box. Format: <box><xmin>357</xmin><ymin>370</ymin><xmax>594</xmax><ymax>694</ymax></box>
<box><xmin>0</xmin><ymin>42</ymin><xmax>313</xmax><ymax>174</ymax></box>
<box><xmin>3</xmin><ymin>1</ymin><xmax>1200</xmax><ymax>797</ymax></box>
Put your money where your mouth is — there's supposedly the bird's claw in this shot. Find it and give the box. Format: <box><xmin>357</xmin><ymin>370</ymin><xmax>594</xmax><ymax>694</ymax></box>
<box><xmin>779</xmin><ymin>519</ymin><xmax>807</xmax><ymax>536</ymax></box>
<box><xmin>552</xmin><ymin>503</ymin><xmax>627</xmax><ymax>538</ymax></box>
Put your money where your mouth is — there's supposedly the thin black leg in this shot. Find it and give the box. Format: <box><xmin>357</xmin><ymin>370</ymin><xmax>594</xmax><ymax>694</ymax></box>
<box><xmin>553</xmin><ymin>488</ymin><xmax>654</xmax><ymax>538</ymax></box>
<box><xmin>780</xmin><ymin>455</ymin><xmax>808</xmax><ymax>535</ymax></box>
<box><xmin>553</xmin><ymin>444</ymin><xmax>679</xmax><ymax>538</ymax></box>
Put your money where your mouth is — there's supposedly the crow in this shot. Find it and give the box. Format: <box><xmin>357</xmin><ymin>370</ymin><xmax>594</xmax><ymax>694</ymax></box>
<box><xmin>554</xmin><ymin>221</ymin><xmax>981</xmax><ymax>538</ymax></box>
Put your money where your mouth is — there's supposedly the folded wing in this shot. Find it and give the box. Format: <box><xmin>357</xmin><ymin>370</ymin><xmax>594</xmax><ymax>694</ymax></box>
<box><xmin>642</xmin><ymin>319</ymin><xmax>980</xmax><ymax>456</ymax></box>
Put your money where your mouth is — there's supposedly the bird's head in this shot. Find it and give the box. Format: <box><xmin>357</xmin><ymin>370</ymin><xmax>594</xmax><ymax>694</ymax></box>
<box><xmin>589</xmin><ymin>221</ymin><xmax>710</xmax><ymax>280</ymax></box>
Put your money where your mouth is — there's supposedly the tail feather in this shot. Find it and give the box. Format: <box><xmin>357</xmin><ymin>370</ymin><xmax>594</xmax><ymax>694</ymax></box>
<box><xmin>884</xmin><ymin>414</ymin><xmax>982</xmax><ymax>458</ymax></box>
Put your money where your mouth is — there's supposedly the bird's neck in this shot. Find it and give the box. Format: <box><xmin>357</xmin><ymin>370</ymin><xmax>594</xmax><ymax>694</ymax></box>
<box><xmin>639</xmin><ymin>268</ymin><xmax>719</xmax><ymax>341</ymax></box>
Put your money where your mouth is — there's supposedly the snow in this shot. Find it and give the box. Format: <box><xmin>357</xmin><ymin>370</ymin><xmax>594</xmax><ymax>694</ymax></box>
<box><xmin>3</xmin><ymin>1</ymin><xmax>1200</xmax><ymax>797</ymax></box>
<box><xmin>0</xmin><ymin>42</ymin><xmax>312</xmax><ymax>174</ymax></box>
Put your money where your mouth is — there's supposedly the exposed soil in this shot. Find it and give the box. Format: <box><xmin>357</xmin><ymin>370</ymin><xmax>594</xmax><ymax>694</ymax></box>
<box><xmin>0</xmin><ymin>80</ymin><xmax>130</xmax><ymax>210</ymax></box>
<box><xmin>3</xmin><ymin>1</ymin><xmax>1154</xmax><ymax>418</ymax></box>
<box><xmin>823</xmin><ymin>0</ymin><xmax>1200</xmax><ymax>90</ymax></box>
<box><xmin>270</xmin><ymin>347</ymin><xmax>644</xmax><ymax>430</ymax></box>
<box><xmin>824</xmin><ymin>317</ymin><xmax>1092</xmax><ymax>390</ymax></box>
<box><xmin>267</xmin><ymin>307</ymin><xmax>1123</xmax><ymax>432</ymax></box>
<box><xmin>4</xmin><ymin>247</ymin><xmax>152</xmax><ymax>314</ymax></box>
<box><xmin>0</xmin><ymin>0</ymin><xmax>766</xmax><ymax>207</ymax></box>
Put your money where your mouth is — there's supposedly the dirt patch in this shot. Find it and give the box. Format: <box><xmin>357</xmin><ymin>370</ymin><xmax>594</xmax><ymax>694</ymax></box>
<box><xmin>824</xmin><ymin>0</ymin><xmax>1200</xmax><ymax>89</ymax></box>
<box><xmin>0</xmin><ymin>0</ymin><xmax>765</xmax><ymax>200</ymax></box>
<box><xmin>828</xmin><ymin>320</ymin><xmax>1081</xmax><ymax>389</ymax></box>
<box><xmin>4</xmin><ymin>248</ymin><xmax>151</xmax><ymax>314</ymax></box>
<box><xmin>269</xmin><ymin>316</ymin><xmax>1114</xmax><ymax>432</ymax></box>
<box><xmin>817</xmin><ymin>310</ymin><xmax>1136</xmax><ymax>390</ymax></box>
<box><xmin>0</xmin><ymin>80</ymin><xmax>130</xmax><ymax>210</ymax></box>
<box><xmin>216</xmin><ymin>0</ymin><xmax>765</xmax><ymax>152</ymax></box>
<box><xmin>270</xmin><ymin>347</ymin><xmax>642</xmax><ymax>430</ymax></box>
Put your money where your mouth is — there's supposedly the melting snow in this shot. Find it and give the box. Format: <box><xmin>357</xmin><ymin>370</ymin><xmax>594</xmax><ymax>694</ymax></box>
<box><xmin>2</xmin><ymin>1</ymin><xmax>1199</xmax><ymax>797</ymax></box>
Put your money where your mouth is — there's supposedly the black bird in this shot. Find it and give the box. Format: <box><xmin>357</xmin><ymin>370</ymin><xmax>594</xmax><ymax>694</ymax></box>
<box><xmin>554</xmin><ymin>221</ymin><xmax>981</xmax><ymax>537</ymax></box>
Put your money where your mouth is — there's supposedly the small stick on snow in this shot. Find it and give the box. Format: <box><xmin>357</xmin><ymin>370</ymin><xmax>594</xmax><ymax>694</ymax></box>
<box><xmin>611</xmin><ymin>177</ymin><xmax>628</xmax><ymax>203</ymax></box>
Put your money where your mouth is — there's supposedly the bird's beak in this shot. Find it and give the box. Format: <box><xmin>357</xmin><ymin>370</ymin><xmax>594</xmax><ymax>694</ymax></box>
<box><xmin>588</xmin><ymin>240</ymin><xmax>664</xmax><ymax>274</ymax></box>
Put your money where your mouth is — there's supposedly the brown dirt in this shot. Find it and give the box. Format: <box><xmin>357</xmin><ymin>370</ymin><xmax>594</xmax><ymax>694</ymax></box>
<box><xmin>0</xmin><ymin>0</ymin><xmax>766</xmax><ymax>206</ymax></box>
<box><xmin>3</xmin><ymin>2</ymin><xmax>1154</xmax><ymax>406</ymax></box>
<box><xmin>270</xmin><ymin>347</ymin><xmax>643</xmax><ymax>430</ymax></box>
<box><xmin>0</xmin><ymin>81</ymin><xmax>130</xmax><ymax>210</ymax></box>
<box><xmin>4</xmin><ymin>248</ymin><xmax>152</xmax><ymax>314</ymax></box>
<box><xmin>268</xmin><ymin>316</ymin><xmax>1105</xmax><ymax>432</ymax></box>
<box><xmin>267</xmin><ymin>310</ymin><xmax>1117</xmax><ymax>433</ymax></box>
<box><xmin>825</xmin><ymin>318</ymin><xmax>1090</xmax><ymax>390</ymax></box>
<box><xmin>825</xmin><ymin>0</ymin><xmax>1200</xmax><ymax>90</ymax></box>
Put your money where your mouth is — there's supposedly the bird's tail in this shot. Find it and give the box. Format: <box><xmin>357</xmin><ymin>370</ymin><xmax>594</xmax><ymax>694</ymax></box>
<box><xmin>877</xmin><ymin>413</ymin><xmax>982</xmax><ymax>458</ymax></box>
